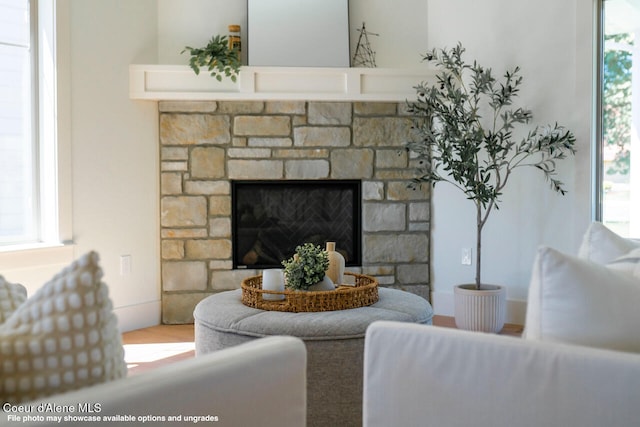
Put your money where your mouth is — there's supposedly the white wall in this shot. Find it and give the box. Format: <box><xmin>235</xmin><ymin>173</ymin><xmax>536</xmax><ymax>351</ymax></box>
<box><xmin>349</xmin><ymin>0</ymin><xmax>429</xmax><ymax>67</ymax></box>
<box><xmin>68</xmin><ymin>0</ymin><xmax>160</xmax><ymax>331</ymax></box>
<box><xmin>427</xmin><ymin>0</ymin><xmax>595</xmax><ymax>323</ymax></box>
<box><xmin>157</xmin><ymin>0</ymin><xmax>247</xmax><ymax>65</ymax></box>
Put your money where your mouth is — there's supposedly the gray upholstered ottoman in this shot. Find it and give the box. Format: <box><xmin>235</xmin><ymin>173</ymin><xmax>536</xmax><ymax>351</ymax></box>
<box><xmin>194</xmin><ymin>287</ymin><xmax>433</xmax><ymax>427</ymax></box>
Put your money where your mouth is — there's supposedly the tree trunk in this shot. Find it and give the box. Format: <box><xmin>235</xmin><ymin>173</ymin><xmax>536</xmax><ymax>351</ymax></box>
<box><xmin>475</xmin><ymin>202</ymin><xmax>482</xmax><ymax>290</ymax></box>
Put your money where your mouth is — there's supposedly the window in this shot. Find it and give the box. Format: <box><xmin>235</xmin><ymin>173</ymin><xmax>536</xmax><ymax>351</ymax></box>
<box><xmin>0</xmin><ymin>0</ymin><xmax>59</xmax><ymax>247</ymax></box>
<box><xmin>599</xmin><ymin>0</ymin><xmax>640</xmax><ymax>237</ymax></box>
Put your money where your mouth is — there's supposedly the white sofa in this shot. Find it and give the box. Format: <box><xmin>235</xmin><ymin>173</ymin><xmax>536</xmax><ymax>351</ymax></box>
<box><xmin>363</xmin><ymin>222</ymin><xmax>640</xmax><ymax>427</ymax></box>
<box><xmin>14</xmin><ymin>336</ymin><xmax>307</xmax><ymax>427</ymax></box>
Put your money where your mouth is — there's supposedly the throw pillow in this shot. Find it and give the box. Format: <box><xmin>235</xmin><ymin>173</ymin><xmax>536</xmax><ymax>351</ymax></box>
<box><xmin>578</xmin><ymin>221</ymin><xmax>640</xmax><ymax>264</ymax></box>
<box><xmin>606</xmin><ymin>247</ymin><xmax>640</xmax><ymax>278</ymax></box>
<box><xmin>0</xmin><ymin>251</ymin><xmax>127</xmax><ymax>403</ymax></box>
<box><xmin>523</xmin><ymin>246</ymin><xmax>640</xmax><ymax>353</ymax></box>
<box><xmin>0</xmin><ymin>277</ymin><xmax>27</xmax><ymax>324</ymax></box>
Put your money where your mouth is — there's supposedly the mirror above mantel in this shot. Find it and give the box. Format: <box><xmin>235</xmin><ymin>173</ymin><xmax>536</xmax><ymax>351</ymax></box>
<box><xmin>129</xmin><ymin>65</ymin><xmax>436</xmax><ymax>102</ymax></box>
<box><xmin>247</xmin><ymin>0</ymin><xmax>350</xmax><ymax>67</ymax></box>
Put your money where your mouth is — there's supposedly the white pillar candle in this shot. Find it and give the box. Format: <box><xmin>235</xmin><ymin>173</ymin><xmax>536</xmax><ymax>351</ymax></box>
<box><xmin>262</xmin><ymin>269</ymin><xmax>285</xmax><ymax>301</ymax></box>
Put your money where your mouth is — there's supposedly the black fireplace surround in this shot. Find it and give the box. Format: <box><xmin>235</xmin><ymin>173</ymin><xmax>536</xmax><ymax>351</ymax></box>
<box><xmin>232</xmin><ymin>180</ymin><xmax>362</xmax><ymax>269</ymax></box>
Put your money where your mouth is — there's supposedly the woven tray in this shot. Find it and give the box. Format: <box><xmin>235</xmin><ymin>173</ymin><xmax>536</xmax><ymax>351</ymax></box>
<box><xmin>241</xmin><ymin>272</ymin><xmax>379</xmax><ymax>312</ymax></box>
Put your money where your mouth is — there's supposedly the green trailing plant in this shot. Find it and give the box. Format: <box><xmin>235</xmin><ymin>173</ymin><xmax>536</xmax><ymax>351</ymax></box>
<box><xmin>406</xmin><ymin>43</ymin><xmax>576</xmax><ymax>290</ymax></box>
<box><xmin>282</xmin><ymin>243</ymin><xmax>329</xmax><ymax>291</ymax></box>
<box><xmin>181</xmin><ymin>35</ymin><xmax>241</xmax><ymax>82</ymax></box>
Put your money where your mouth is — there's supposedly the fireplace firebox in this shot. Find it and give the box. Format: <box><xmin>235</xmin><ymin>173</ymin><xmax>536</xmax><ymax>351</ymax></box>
<box><xmin>232</xmin><ymin>180</ymin><xmax>361</xmax><ymax>269</ymax></box>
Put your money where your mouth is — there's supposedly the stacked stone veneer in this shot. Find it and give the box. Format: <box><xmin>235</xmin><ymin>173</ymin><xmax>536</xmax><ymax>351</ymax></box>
<box><xmin>159</xmin><ymin>100</ymin><xmax>430</xmax><ymax>324</ymax></box>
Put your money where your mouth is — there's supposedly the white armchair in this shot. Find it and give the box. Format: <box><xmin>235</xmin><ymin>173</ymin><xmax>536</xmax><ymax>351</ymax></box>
<box><xmin>363</xmin><ymin>321</ymin><xmax>640</xmax><ymax>427</ymax></box>
<box><xmin>363</xmin><ymin>223</ymin><xmax>640</xmax><ymax>427</ymax></box>
<box><xmin>16</xmin><ymin>336</ymin><xmax>307</xmax><ymax>427</ymax></box>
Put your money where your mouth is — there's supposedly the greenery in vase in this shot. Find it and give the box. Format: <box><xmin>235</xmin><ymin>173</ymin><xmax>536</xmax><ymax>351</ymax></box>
<box><xmin>406</xmin><ymin>43</ymin><xmax>576</xmax><ymax>290</ymax></box>
<box><xmin>181</xmin><ymin>35</ymin><xmax>241</xmax><ymax>82</ymax></box>
<box><xmin>282</xmin><ymin>243</ymin><xmax>329</xmax><ymax>291</ymax></box>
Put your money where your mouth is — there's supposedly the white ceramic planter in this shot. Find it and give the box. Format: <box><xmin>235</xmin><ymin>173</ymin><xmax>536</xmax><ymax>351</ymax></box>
<box><xmin>454</xmin><ymin>284</ymin><xmax>506</xmax><ymax>333</ymax></box>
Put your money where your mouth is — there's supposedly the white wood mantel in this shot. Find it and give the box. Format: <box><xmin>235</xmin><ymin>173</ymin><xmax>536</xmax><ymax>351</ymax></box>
<box><xmin>129</xmin><ymin>65</ymin><xmax>436</xmax><ymax>102</ymax></box>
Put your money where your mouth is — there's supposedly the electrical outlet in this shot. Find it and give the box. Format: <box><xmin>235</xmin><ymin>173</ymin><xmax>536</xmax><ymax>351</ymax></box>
<box><xmin>120</xmin><ymin>255</ymin><xmax>132</xmax><ymax>276</ymax></box>
<box><xmin>461</xmin><ymin>248</ymin><xmax>472</xmax><ymax>266</ymax></box>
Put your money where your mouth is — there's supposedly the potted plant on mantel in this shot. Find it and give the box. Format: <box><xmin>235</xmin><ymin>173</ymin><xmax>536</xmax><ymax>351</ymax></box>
<box><xmin>181</xmin><ymin>34</ymin><xmax>241</xmax><ymax>82</ymax></box>
<box><xmin>406</xmin><ymin>43</ymin><xmax>576</xmax><ymax>333</ymax></box>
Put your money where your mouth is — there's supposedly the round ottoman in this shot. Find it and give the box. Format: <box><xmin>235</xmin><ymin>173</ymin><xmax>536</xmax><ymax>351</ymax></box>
<box><xmin>194</xmin><ymin>287</ymin><xmax>433</xmax><ymax>427</ymax></box>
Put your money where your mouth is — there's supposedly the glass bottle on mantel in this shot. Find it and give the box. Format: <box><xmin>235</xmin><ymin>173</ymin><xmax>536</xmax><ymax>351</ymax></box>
<box><xmin>228</xmin><ymin>24</ymin><xmax>241</xmax><ymax>61</ymax></box>
<box><xmin>326</xmin><ymin>241</ymin><xmax>345</xmax><ymax>285</ymax></box>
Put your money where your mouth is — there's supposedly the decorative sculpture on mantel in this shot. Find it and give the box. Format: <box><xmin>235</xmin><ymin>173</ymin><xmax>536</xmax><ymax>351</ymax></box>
<box><xmin>352</xmin><ymin>22</ymin><xmax>378</xmax><ymax>68</ymax></box>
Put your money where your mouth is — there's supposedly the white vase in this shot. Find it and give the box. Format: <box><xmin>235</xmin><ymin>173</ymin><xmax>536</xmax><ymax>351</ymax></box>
<box><xmin>326</xmin><ymin>242</ymin><xmax>345</xmax><ymax>285</ymax></box>
<box><xmin>262</xmin><ymin>269</ymin><xmax>285</xmax><ymax>301</ymax></box>
<box><xmin>454</xmin><ymin>284</ymin><xmax>506</xmax><ymax>333</ymax></box>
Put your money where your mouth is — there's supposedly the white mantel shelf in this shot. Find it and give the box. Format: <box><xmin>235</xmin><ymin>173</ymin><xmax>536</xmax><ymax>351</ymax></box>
<box><xmin>129</xmin><ymin>65</ymin><xmax>436</xmax><ymax>102</ymax></box>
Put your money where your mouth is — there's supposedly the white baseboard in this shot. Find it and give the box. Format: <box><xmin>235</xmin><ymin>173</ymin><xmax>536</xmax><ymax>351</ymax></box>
<box><xmin>432</xmin><ymin>290</ymin><xmax>526</xmax><ymax>325</ymax></box>
<box><xmin>114</xmin><ymin>300</ymin><xmax>162</xmax><ymax>333</ymax></box>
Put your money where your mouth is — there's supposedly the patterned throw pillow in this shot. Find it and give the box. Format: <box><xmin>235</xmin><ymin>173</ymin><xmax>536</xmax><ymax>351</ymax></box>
<box><xmin>0</xmin><ymin>251</ymin><xmax>127</xmax><ymax>403</ymax></box>
<box><xmin>0</xmin><ymin>277</ymin><xmax>27</xmax><ymax>324</ymax></box>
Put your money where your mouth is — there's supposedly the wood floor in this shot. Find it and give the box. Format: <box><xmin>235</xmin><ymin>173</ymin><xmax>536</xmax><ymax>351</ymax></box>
<box><xmin>121</xmin><ymin>317</ymin><xmax>522</xmax><ymax>376</ymax></box>
<box><xmin>121</xmin><ymin>324</ymin><xmax>195</xmax><ymax>376</ymax></box>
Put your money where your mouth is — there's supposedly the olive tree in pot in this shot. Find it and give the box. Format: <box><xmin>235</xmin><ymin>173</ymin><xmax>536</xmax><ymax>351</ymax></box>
<box><xmin>406</xmin><ymin>43</ymin><xmax>576</xmax><ymax>332</ymax></box>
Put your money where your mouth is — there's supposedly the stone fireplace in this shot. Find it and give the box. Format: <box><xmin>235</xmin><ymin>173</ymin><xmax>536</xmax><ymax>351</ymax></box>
<box><xmin>159</xmin><ymin>100</ymin><xmax>430</xmax><ymax>323</ymax></box>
